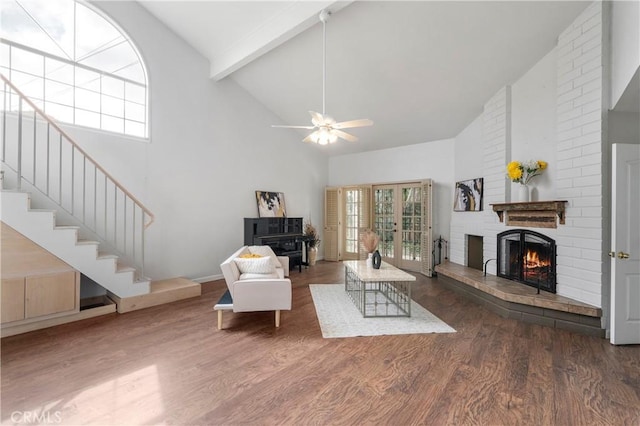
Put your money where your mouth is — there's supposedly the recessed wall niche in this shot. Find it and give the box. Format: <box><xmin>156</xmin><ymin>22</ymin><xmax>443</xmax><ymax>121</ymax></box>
<box><xmin>467</xmin><ymin>235</ymin><xmax>483</xmax><ymax>271</ymax></box>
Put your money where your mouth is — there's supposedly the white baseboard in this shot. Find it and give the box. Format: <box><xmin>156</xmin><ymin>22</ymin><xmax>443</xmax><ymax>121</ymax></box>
<box><xmin>193</xmin><ymin>273</ymin><xmax>223</xmax><ymax>284</ymax></box>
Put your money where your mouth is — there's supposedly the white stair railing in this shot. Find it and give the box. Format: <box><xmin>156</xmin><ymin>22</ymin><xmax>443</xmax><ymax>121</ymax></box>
<box><xmin>1</xmin><ymin>74</ymin><xmax>154</xmax><ymax>279</ymax></box>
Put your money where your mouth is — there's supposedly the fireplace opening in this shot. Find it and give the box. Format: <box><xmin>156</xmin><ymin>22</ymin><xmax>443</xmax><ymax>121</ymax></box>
<box><xmin>497</xmin><ymin>229</ymin><xmax>556</xmax><ymax>293</ymax></box>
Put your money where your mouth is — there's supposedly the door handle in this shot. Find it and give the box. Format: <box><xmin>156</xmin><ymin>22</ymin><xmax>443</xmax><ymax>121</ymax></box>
<box><xmin>608</xmin><ymin>251</ymin><xmax>616</xmax><ymax>258</ymax></box>
<box><xmin>617</xmin><ymin>251</ymin><xmax>630</xmax><ymax>259</ymax></box>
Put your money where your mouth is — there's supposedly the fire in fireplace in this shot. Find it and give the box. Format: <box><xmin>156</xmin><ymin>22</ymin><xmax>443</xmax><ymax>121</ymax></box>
<box><xmin>497</xmin><ymin>229</ymin><xmax>556</xmax><ymax>293</ymax></box>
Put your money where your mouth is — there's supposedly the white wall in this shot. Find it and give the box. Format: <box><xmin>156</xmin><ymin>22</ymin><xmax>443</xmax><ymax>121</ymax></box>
<box><xmin>609</xmin><ymin>111</ymin><xmax>640</xmax><ymax>144</ymax></box>
<box><xmin>449</xmin><ymin>116</ymin><xmax>485</xmax><ymax>264</ymax></box>
<box><xmin>511</xmin><ymin>48</ymin><xmax>557</xmax><ymax>202</ymax></box>
<box><xmin>62</xmin><ymin>1</ymin><xmax>329</xmax><ymax>281</ymax></box>
<box><xmin>610</xmin><ymin>0</ymin><xmax>640</xmax><ymax>109</ymax></box>
<box><xmin>328</xmin><ymin>139</ymin><xmax>455</xmax><ymax>242</ymax></box>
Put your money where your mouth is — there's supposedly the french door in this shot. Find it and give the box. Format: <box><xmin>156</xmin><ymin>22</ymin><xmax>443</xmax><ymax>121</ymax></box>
<box><xmin>324</xmin><ymin>181</ymin><xmax>432</xmax><ymax>276</ymax></box>
<box><xmin>373</xmin><ymin>182</ymin><xmax>432</xmax><ymax>274</ymax></box>
<box><xmin>324</xmin><ymin>186</ymin><xmax>371</xmax><ymax>261</ymax></box>
<box><xmin>342</xmin><ymin>186</ymin><xmax>371</xmax><ymax>260</ymax></box>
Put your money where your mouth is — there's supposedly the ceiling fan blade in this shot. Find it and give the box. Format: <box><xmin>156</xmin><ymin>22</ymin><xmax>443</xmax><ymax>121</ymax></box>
<box><xmin>309</xmin><ymin>110</ymin><xmax>335</xmax><ymax>126</ymax></box>
<box><xmin>333</xmin><ymin>129</ymin><xmax>358</xmax><ymax>142</ymax></box>
<box><xmin>309</xmin><ymin>111</ymin><xmax>324</xmax><ymax>126</ymax></box>
<box><xmin>271</xmin><ymin>124</ymin><xmax>316</xmax><ymax>129</ymax></box>
<box><xmin>302</xmin><ymin>133</ymin><xmax>316</xmax><ymax>143</ymax></box>
<box><xmin>332</xmin><ymin>118</ymin><xmax>374</xmax><ymax>129</ymax></box>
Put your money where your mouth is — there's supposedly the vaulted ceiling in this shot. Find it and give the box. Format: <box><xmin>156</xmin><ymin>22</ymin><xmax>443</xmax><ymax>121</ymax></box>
<box><xmin>139</xmin><ymin>1</ymin><xmax>592</xmax><ymax>155</ymax></box>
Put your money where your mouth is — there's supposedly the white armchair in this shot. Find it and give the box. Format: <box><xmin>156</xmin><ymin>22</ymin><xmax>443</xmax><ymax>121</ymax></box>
<box><xmin>217</xmin><ymin>246</ymin><xmax>292</xmax><ymax>329</ymax></box>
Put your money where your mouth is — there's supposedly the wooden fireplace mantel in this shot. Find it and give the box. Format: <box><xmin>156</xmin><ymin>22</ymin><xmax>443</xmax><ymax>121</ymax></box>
<box><xmin>491</xmin><ymin>201</ymin><xmax>568</xmax><ymax>228</ymax></box>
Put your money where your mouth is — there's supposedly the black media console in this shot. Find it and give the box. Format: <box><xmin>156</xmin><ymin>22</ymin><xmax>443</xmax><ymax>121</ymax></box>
<box><xmin>244</xmin><ymin>217</ymin><xmax>308</xmax><ymax>272</ymax></box>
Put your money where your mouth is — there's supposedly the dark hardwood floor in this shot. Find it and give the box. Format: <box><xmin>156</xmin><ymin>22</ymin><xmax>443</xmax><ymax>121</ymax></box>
<box><xmin>2</xmin><ymin>261</ymin><xmax>639</xmax><ymax>425</ymax></box>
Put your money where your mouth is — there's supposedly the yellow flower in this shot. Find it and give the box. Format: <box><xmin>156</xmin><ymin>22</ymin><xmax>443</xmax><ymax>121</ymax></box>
<box><xmin>506</xmin><ymin>159</ymin><xmax>547</xmax><ymax>184</ymax></box>
<box><xmin>508</xmin><ymin>167</ymin><xmax>523</xmax><ymax>181</ymax></box>
<box><xmin>507</xmin><ymin>161</ymin><xmax>520</xmax><ymax>172</ymax></box>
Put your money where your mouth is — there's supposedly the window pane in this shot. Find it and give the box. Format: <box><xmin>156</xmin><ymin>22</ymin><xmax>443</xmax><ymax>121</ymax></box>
<box><xmin>11</xmin><ymin>48</ymin><xmax>43</xmax><ymax>75</ymax></box>
<box><xmin>75</xmin><ymin>67</ymin><xmax>101</xmax><ymax>91</ymax></box>
<box><xmin>114</xmin><ymin>59</ymin><xmax>145</xmax><ymax>84</ymax></box>
<box><xmin>125</xmin><ymin>82</ymin><xmax>145</xmax><ymax>104</ymax></box>
<box><xmin>75</xmin><ymin>87</ymin><xmax>100</xmax><ymax>112</ymax></box>
<box><xmin>45</xmin><ymin>79</ymin><xmax>73</xmax><ymax>105</ymax></box>
<box><xmin>102</xmin><ymin>94</ymin><xmax>124</xmax><ymax>117</ymax></box>
<box><xmin>45</xmin><ymin>58</ymin><xmax>73</xmax><ymax>84</ymax></box>
<box><xmin>11</xmin><ymin>70</ymin><xmax>44</xmax><ymax>101</ymax></box>
<box><xmin>75</xmin><ymin>3</ymin><xmax>122</xmax><ymax>60</ymax></box>
<box><xmin>124</xmin><ymin>101</ymin><xmax>144</xmax><ymax>121</ymax></box>
<box><xmin>1</xmin><ymin>44</ymin><xmax>9</xmax><ymax>68</ymax></box>
<box><xmin>125</xmin><ymin>120</ymin><xmax>145</xmax><ymax>137</ymax></box>
<box><xmin>102</xmin><ymin>75</ymin><xmax>124</xmax><ymax>98</ymax></box>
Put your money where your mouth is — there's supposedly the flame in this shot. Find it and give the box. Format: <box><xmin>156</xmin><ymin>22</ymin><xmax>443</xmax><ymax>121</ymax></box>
<box><xmin>524</xmin><ymin>249</ymin><xmax>550</xmax><ymax>269</ymax></box>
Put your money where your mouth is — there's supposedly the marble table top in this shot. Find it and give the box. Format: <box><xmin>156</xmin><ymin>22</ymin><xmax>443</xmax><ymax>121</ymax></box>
<box><xmin>343</xmin><ymin>260</ymin><xmax>416</xmax><ymax>282</ymax></box>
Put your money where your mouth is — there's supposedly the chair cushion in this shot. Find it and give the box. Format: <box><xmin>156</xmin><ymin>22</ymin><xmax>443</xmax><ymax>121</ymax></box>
<box><xmin>234</xmin><ymin>256</ymin><xmax>276</xmax><ymax>274</ymax></box>
<box><xmin>239</xmin><ymin>272</ymin><xmax>280</xmax><ymax>280</ymax></box>
<box><xmin>248</xmin><ymin>245</ymin><xmax>282</xmax><ymax>268</ymax></box>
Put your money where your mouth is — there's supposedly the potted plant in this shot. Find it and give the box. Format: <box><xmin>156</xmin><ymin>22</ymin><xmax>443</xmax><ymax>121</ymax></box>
<box><xmin>304</xmin><ymin>221</ymin><xmax>321</xmax><ymax>266</ymax></box>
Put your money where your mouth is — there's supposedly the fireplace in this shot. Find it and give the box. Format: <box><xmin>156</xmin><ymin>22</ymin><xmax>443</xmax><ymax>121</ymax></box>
<box><xmin>497</xmin><ymin>229</ymin><xmax>556</xmax><ymax>293</ymax></box>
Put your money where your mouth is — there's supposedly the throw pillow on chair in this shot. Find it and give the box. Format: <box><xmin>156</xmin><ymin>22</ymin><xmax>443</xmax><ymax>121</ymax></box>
<box><xmin>234</xmin><ymin>256</ymin><xmax>276</xmax><ymax>274</ymax></box>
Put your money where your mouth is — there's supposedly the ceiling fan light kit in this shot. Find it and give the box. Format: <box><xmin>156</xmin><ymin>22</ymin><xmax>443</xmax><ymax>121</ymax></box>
<box><xmin>272</xmin><ymin>9</ymin><xmax>373</xmax><ymax>145</ymax></box>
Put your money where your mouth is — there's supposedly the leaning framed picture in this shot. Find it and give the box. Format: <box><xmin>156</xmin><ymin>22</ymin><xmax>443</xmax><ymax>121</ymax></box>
<box><xmin>453</xmin><ymin>178</ymin><xmax>483</xmax><ymax>211</ymax></box>
<box><xmin>255</xmin><ymin>191</ymin><xmax>287</xmax><ymax>217</ymax></box>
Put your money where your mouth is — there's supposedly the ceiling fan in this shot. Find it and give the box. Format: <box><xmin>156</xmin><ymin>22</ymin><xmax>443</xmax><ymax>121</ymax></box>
<box><xmin>272</xmin><ymin>9</ymin><xmax>373</xmax><ymax>145</ymax></box>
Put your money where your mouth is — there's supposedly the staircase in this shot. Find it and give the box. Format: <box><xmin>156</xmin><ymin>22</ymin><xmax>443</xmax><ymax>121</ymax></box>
<box><xmin>1</xmin><ymin>75</ymin><xmax>200</xmax><ymax>312</ymax></box>
<box><xmin>1</xmin><ymin>190</ymin><xmax>149</xmax><ymax>297</ymax></box>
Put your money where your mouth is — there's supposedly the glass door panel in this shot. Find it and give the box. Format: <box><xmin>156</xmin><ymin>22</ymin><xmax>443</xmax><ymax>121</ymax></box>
<box><xmin>374</xmin><ymin>186</ymin><xmax>396</xmax><ymax>262</ymax></box>
<box><xmin>343</xmin><ymin>188</ymin><xmax>361</xmax><ymax>259</ymax></box>
<box><xmin>399</xmin><ymin>185</ymin><xmax>422</xmax><ymax>270</ymax></box>
<box><xmin>373</xmin><ymin>183</ymin><xmax>423</xmax><ymax>271</ymax></box>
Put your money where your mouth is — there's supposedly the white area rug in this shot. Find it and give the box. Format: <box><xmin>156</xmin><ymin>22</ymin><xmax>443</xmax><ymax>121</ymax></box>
<box><xmin>309</xmin><ymin>284</ymin><xmax>456</xmax><ymax>338</ymax></box>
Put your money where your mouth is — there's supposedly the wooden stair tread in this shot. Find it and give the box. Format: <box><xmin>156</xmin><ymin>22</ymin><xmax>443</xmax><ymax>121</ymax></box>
<box><xmin>150</xmin><ymin>277</ymin><xmax>201</xmax><ymax>292</ymax></box>
<box><xmin>110</xmin><ymin>277</ymin><xmax>201</xmax><ymax>313</ymax></box>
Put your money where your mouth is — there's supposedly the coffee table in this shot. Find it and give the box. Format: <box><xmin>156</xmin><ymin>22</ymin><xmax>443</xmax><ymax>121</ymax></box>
<box><xmin>343</xmin><ymin>260</ymin><xmax>416</xmax><ymax>317</ymax></box>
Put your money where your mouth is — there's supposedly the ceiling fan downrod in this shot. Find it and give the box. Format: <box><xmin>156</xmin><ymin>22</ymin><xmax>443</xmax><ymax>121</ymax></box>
<box><xmin>320</xmin><ymin>9</ymin><xmax>331</xmax><ymax>116</ymax></box>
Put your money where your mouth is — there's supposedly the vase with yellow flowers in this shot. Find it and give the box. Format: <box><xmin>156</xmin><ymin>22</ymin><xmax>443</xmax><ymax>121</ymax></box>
<box><xmin>506</xmin><ymin>160</ymin><xmax>548</xmax><ymax>202</ymax></box>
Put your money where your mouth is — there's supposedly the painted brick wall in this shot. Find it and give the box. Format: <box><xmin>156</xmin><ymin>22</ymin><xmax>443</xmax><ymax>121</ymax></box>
<box><xmin>555</xmin><ymin>1</ymin><xmax>605</xmax><ymax>307</ymax></box>
<box><xmin>481</xmin><ymin>87</ymin><xmax>511</xmax><ymax>275</ymax></box>
<box><xmin>449</xmin><ymin>87</ymin><xmax>510</xmax><ymax>274</ymax></box>
<box><xmin>450</xmin><ymin>2</ymin><xmax>606</xmax><ymax>308</ymax></box>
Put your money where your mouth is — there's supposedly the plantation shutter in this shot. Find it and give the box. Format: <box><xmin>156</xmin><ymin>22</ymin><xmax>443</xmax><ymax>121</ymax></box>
<box><xmin>421</xmin><ymin>179</ymin><xmax>433</xmax><ymax>276</ymax></box>
<box><xmin>324</xmin><ymin>187</ymin><xmax>340</xmax><ymax>261</ymax></box>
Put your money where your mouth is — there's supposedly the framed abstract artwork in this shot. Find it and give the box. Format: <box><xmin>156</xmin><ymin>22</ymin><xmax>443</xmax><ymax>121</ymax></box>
<box><xmin>255</xmin><ymin>191</ymin><xmax>287</xmax><ymax>217</ymax></box>
<box><xmin>453</xmin><ymin>178</ymin><xmax>483</xmax><ymax>211</ymax></box>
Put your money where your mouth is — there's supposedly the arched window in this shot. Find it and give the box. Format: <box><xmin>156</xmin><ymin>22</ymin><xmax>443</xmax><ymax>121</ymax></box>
<box><xmin>1</xmin><ymin>0</ymin><xmax>148</xmax><ymax>138</ymax></box>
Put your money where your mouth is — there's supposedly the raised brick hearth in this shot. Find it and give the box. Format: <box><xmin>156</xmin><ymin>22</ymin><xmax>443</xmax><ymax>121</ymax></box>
<box><xmin>435</xmin><ymin>261</ymin><xmax>604</xmax><ymax>337</ymax></box>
